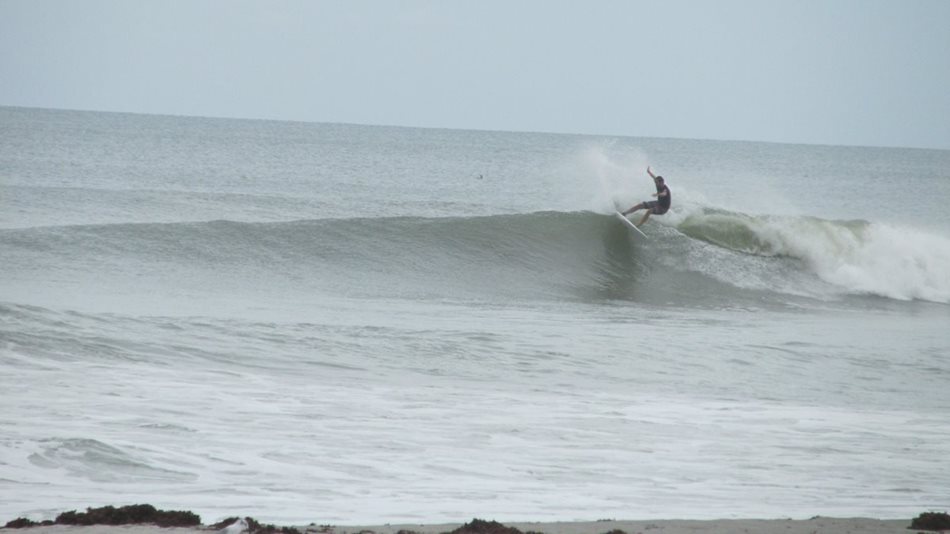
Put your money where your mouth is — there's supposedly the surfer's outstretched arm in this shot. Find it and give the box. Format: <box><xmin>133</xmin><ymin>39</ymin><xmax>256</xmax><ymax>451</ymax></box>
<box><xmin>647</xmin><ymin>166</ymin><xmax>657</xmax><ymax>180</ymax></box>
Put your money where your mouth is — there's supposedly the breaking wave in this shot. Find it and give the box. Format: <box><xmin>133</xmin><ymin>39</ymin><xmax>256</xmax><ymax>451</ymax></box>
<box><xmin>3</xmin><ymin>209</ymin><xmax>949</xmax><ymax>305</ymax></box>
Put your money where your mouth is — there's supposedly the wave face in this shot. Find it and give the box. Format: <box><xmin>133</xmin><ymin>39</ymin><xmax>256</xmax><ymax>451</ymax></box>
<box><xmin>5</xmin><ymin>209</ymin><xmax>949</xmax><ymax>306</ymax></box>
<box><xmin>2</xmin><ymin>212</ymin><xmax>645</xmax><ymax>305</ymax></box>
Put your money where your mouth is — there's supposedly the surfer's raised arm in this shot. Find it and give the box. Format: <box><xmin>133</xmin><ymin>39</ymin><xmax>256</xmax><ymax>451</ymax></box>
<box><xmin>647</xmin><ymin>166</ymin><xmax>657</xmax><ymax>180</ymax></box>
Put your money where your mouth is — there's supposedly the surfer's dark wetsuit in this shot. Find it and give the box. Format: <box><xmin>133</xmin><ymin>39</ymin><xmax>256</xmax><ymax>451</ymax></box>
<box><xmin>644</xmin><ymin>182</ymin><xmax>671</xmax><ymax>214</ymax></box>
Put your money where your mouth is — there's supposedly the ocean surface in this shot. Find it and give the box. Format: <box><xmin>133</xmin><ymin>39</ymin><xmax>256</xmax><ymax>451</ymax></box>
<box><xmin>1</xmin><ymin>106</ymin><xmax>948</xmax><ymax>525</ymax></box>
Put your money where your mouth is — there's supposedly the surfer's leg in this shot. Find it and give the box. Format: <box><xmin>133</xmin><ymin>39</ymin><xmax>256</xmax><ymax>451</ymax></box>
<box><xmin>635</xmin><ymin>201</ymin><xmax>658</xmax><ymax>225</ymax></box>
<box><xmin>623</xmin><ymin>202</ymin><xmax>644</xmax><ymax>216</ymax></box>
<box><xmin>637</xmin><ymin>210</ymin><xmax>652</xmax><ymax>227</ymax></box>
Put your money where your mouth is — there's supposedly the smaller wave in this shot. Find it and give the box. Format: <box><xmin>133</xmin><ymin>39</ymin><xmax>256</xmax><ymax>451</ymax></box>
<box><xmin>676</xmin><ymin>207</ymin><xmax>950</xmax><ymax>303</ymax></box>
<box><xmin>27</xmin><ymin>438</ymin><xmax>196</xmax><ymax>483</ymax></box>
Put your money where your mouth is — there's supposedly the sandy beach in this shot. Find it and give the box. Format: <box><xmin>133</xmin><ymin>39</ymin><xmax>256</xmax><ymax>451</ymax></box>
<box><xmin>3</xmin><ymin>517</ymin><xmax>918</xmax><ymax>534</ymax></box>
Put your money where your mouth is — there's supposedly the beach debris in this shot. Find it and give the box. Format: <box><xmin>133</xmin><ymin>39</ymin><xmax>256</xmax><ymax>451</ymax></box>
<box><xmin>4</xmin><ymin>504</ymin><xmax>200</xmax><ymax>529</ymax></box>
<box><xmin>55</xmin><ymin>504</ymin><xmax>201</xmax><ymax>528</ymax></box>
<box><xmin>219</xmin><ymin>517</ymin><xmax>249</xmax><ymax>534</ymax></box>
<box><xmin>440</xmin><ymin>518</ymin><xmax>544</xmax><ymax>534</ymax></box>
<box><xmin>3</xmin><ymin>517</ymin><xmax>54</xmax><ymax>528</ymax></box>
<box><xmin>209</xmin><ymin>516</ymin><xmax>303</xmax><ymax>534</ymax></box>
<box><xmin>910</xmin><ymin>511</ymin><xmax>950</xmax><ymax>531</ymax></box>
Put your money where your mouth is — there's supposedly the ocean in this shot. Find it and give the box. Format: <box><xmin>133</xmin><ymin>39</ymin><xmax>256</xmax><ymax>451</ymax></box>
<box><xmin>1</xmin><ymin>106</ymin><xmax>948</xmax><ymax>525</ymax></box>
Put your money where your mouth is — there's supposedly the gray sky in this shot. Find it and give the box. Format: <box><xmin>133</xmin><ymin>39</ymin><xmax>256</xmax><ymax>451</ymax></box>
<box><xmin>2</xmin><ymin>0</ymin><xmax>949</xmax><ymax>149</ymax></box>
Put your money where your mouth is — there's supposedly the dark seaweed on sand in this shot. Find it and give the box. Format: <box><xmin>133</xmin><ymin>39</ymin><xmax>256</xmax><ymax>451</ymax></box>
<box><xmin>910</xmin><ymin>511</ymin><xmax>950</xmax><ymax>531</ymax></box>
<box><xmin>3</xmin><ymin>504</ymin><xmax>199</xmax><ymax>529</ymax></box>
<box><xmin>441</xmin><ymin>519</ymin><xmax>547</xmax><ymax>534</ymax></box>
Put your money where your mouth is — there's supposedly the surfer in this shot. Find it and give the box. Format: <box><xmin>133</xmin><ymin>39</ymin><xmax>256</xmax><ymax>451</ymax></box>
<box><xmin>622</xmin><ymin>166</ymin><xmax>671</xmax><ymax>227</ymax></box>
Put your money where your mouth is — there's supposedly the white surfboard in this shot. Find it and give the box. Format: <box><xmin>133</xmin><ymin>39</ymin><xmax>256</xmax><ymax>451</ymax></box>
<box><xmin>615</xmin><ymin>211</ymin><xmax>648</xmax><ymax>239</ymax></box>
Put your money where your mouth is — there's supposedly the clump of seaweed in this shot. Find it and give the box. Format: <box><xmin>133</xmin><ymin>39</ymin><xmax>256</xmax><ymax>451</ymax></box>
<box><xmin>53</xmin><ymin>504</ymin><xmax>201</xmax><ymax>527</ymax></box>
<box><xmin>910</xmin><ymin>511</ymin><xmax>950</xmax><ymax>531</ymax></box>
<box><xmin>441</xmin><ymin>518</ymin><xmax>544</xmax><ymax>534</ymax></box>
<box><xmin>3</xmin><ymin>517</ymin><xmax>54</xmax><ymax>528</ymax></box>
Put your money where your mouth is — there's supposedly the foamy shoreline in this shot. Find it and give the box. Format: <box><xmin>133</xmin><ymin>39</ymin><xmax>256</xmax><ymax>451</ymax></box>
<box><xmin>2</xmin><ymin>517</ymin><xmax>917</xmax><ymax>534</ymax></box>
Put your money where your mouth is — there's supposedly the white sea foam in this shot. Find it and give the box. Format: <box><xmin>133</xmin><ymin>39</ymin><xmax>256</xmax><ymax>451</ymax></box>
<box><xmin>743</xmin><ymin>218</ymin><xmax>950</xmax><ymax>303</ymax></box>
<box><xmin>674</xmin><ymin>206</ymin><xmax>950</xmax><ymax>303</ymax></box>
<box><xmin>572</xmin><ymin>143</ymin><xmax>652</xmax><ymax>213</ymax></box>
<box><xmin>787</xmin><ymin>221</ymin><xmax>950</xmax><ymax>302</ymax></box>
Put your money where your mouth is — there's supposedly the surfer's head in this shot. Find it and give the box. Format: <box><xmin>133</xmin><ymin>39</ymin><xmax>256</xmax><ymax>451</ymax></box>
<box><xmin>656</xmin><ymin>176</ymin><xmax>664</xmax><ymax>183</ymax></box>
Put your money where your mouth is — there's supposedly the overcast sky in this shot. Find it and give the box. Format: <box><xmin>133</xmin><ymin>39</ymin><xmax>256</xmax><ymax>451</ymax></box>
<box><xmin>2</xmin><ymin>0</ymin><xmax>948</xmax><ymax>149</ymax></box>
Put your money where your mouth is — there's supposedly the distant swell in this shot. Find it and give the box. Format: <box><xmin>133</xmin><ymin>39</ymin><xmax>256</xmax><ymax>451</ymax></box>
<box><xmin>3</xmin><ymin>210</ymin><xmax>949</xmax><ymax>304</ymax></box>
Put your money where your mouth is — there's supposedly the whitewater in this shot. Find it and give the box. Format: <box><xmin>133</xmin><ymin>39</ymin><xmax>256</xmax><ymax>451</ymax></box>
<box><xmin>1</xmin><ymin>107</ymin><xmax>949</xmax><ymax>524</ymax></box>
